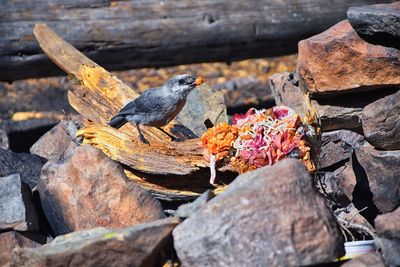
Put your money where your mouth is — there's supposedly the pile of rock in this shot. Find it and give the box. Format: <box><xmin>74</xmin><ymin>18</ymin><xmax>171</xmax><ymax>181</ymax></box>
<box><xmin>271</xmin><ymin>2</ymin><xmax>400</xmax><ymax>266</ymax></box>
<box><xmin>1</xmin><ymin>2</ymin><xmax>399</xmax><ymax>267</ymax></box>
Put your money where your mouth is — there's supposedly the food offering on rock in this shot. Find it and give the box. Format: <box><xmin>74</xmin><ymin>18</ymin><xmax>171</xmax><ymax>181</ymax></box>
<box><xmin>201</xmin><ymin>122</ymin><xmax>239</xmax><ymax>184</ymax></box>
<box><xmin>194</xmin><ymin>76</ymin><xmax>205</xmax><ymax>86</ymax></box>
<box><xmin>201</xmin><ymin>106</ymin><xmax>317</xmax><ymax>184</ymax></box>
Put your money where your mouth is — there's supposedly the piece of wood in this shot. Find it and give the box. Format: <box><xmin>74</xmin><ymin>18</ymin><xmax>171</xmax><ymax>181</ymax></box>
<box><xmin>33</xmin><ymin>23</ymin><xmax>189</xmax><ymax>143</ymax></box>
<box><xmin>1</xmin><ymin>0</ymin><xmax>397</xmax><ymax>81</ymax></box>
<box><xmin>33</xmin><ymin>23</ymin><xmax>232</xmax><ymax>200</ymax></box>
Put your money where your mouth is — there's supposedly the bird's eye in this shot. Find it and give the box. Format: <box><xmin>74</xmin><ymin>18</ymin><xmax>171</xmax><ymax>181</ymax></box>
<box><xmin>178</xmin><ymin>79</ymin><xmax>185</xmax><ymax>85</ymax></box>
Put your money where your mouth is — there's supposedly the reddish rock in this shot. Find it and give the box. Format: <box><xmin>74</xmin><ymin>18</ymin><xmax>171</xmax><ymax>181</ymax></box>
<box><xmin>375</xmin><ymin>206</ymin><xmax>400</xmax><ymax>266</ymax></box>
<box><xmin>30</xmin><ymin>120</ymin><xmax>79</xmax><ymax>161</ymax></box>
<box><xmin>355</xmin><ymin>142</ymin><xmax>400</xmax><ymax>213</ymax></box>
<box><xmin>11</xmin><ymin>218</ymin><xmax>179</xmax><ymax>267</ymax></box>
<box><xmin>173</xmin><ymin>159</ymin><xmax>344</xmax><ymax>267</ymax></box>
<box><xmin>0</xmin><ymin>174</ymin><xmax>39</xmax><ymax>232</ymax></box>
<box><xmin>0</xmin><ymin>231</ymin><xmax>44</xmax><ymax>266</ymax></box>
<box><xmin>38</xmin><ymin>145</ymin><xmax>165</xmax><ymax>236</ymax></box>
<box><xmin>362</xmin><ymin>89</ymin><xmax>400</xmax><ymax>150</ymax></box>
<box><xmin>297</xmin><ymin>20</ymin><xmax>400</xmax><ymax>96</ymax></box>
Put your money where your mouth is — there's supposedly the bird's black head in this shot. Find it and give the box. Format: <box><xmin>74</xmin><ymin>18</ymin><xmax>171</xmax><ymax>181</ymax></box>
<box><xmin>165</xmin><ymin>74</ymin><xmax>200</xmax><ymax>96</ymax></box>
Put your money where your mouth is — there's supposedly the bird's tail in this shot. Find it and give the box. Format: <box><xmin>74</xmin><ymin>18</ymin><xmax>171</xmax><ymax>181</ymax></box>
<box><xmin>108</xmin><ymin>115</ymin><xmax>127</xmax><ymax>129</ymax></box>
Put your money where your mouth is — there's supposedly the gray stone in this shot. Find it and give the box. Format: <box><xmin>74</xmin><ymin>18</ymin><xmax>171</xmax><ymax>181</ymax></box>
<box><xmin>0</xmin><ymin>174</ymin><xmax>39</xmax><ymax>231</ymax></box>
<box><xmin>318</xmin><ymin>161</ymin><xmax>357</xmax><ymax>207</ymax></box>
<box><xmin>269</xmin><ymin>72</ymin><xmax>306</xmax><ymax>117</ymax></box>
<box><xmin>355</xmin><ymin>142</ymin><xmax>400</xmax><ymax>213</ymax></box>
<box><xmin>362</xmin><ymin>89</ymin><xmax>400</xmax><ymax>150</ymax></box>
<box><xmin>319</xmin><ymin>130</ymin><xmax>364</xmax><ymax>169</ymax></box>
<box><xmin>347</xmin><ymin>2</ymin><xmax>400</xmax><ymax>49</ymax></box>
<box><xmin>375</xmin><ymin>206</ymin><xmax>400</xmax><ymax>267</ymax></box>
<box><xmin>0</xmin><ymin>129</ymin><xmax>8</xmax><ymax>150</ymax></box>
<box><xmin>175</xmin><ymin>190</ymin><xmax>215</xmax><ymax>219</ymax></box>
<box><xmin>30</xmin><ymin>120</ymin><xmax>79</xmax><ymax>161</ymax></box>
<box><xmin>0</xmin><ymin>149</ymin><xmax>46</xmax><ymax>189</ymax></box>
<box><xmin>38</xmin><ymin>145</ymin><xmax>165</xmax><ymax>236</ymax></box>
<box><xmin>11</xmin><ymin>217</ymin><xmax>179</xmax><ymax>267</ymax></box>
<box><xmin>312</xmin><ymin>100</ymin><xmax>363</xmax><ymax>132</ymax></box>
<box><xmin>177</xmin><ymin>84</ymin><xmax>227</xmax><ymax>137</ymax></box>
<box><xmin>173</xmin><ymin>159</ymin><xmax>344</xmax><ymax>267</ymax></box>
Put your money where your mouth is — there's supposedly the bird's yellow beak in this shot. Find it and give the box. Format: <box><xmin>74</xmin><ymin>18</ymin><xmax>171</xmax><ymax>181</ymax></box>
<box><xmin>194</xmin><ymin>76</ymin><xmax>205</xmax><ymax>86</ymax></box>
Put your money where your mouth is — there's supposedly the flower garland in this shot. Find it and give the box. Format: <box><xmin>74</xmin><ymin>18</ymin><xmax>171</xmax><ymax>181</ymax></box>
<box><xmin>201</xmin><ymin>106</ymin><xmax>316</xmax><ymax>184</ymax></box>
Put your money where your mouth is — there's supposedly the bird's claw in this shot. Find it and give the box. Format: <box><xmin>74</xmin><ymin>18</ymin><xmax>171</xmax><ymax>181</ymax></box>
<box><xmin>139</xmin><ymin>135</ymin><xmax>150</xmax><ymax>145</ymax></box>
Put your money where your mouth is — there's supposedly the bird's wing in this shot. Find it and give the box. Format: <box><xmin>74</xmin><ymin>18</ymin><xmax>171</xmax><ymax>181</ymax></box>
<box><xmin>116</xmin><ymin>87</ymin><xmax>165</xmax><ymax>116</ymax></box>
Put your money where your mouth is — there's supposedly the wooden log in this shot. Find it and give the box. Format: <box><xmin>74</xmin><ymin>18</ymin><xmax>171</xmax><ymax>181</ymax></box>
<box><xmin>1</xmin><ymin>0</ymin><xmax>396</xmax><ymax>81</ymax></box>
<box><xmin>33</xmin><ymin>23</ymin><xmax>233</xmax><ymax>200</ymax></box>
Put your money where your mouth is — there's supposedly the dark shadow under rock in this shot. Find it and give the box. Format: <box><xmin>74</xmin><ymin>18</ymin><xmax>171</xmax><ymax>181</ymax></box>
<box><xmin>0</xmin><ymin>148</ymin><xmax>46</xmax><ymax>189</ymax></box>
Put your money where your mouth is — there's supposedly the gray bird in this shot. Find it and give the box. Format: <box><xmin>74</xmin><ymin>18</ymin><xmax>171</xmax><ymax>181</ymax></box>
<box><xmin>109</xmin><ymin>74</ymin><xmax>204</xmax><ymax>144</ymax></box>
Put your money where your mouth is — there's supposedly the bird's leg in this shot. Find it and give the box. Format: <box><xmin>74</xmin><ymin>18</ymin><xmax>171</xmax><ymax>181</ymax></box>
<box><xmin>157</xmin><ymin>127</ymin><xmax>176</xmax><ymax>141</ymax></box>
<box><xmin>135</xmin><ymin>123</ymin><xmax>149</xmax><ymax>144</ymax></box>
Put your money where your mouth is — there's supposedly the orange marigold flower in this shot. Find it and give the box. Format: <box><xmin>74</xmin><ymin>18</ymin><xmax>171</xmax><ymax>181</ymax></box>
<box><xmin>201</xmin><ymin>122</ymin><xmax>238</xmax><ymax>155</ymax></box>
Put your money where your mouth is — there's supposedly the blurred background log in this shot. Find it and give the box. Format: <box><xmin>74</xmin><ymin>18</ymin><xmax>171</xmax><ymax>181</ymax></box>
<box><xmin>1</xmin><ymin>0</ymin><xmax>396</xmax><ymax>81</ymax></box>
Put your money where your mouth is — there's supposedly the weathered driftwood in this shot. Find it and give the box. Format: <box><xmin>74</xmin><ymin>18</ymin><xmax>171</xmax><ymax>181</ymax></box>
<box><xmin>33</xmin><ymin>24</ymin><xmax>232</xmax><ymax>200</ymax></box>
<box><xmin>2</xmin><ymin>0</ymin><xmax>397</xmax><ymax>81</ymax></box>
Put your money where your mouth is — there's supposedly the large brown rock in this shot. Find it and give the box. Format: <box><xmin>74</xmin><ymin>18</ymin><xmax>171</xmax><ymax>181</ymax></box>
<box><xmin>297</xmin><ymin>20</ymin><xmax>400</xmax><ymax>96</ymax></box>
<box><xmin>0</xmin><ymin>231</ymin><xmax>44</xmax><ymax>266</ymax></box>
<box><xmin>362</xmin><ymin>89</ymin><xmax>400</xmax><ymax>150</ymax></box>
<box><xmin>375</xmin><ymin>206</ymin><xmax>400</xmax><ymax>266</ymax></box>
<box><xmin>173</xmin><ymin>159</ymin><xmax>344</xmax><ymax>267</ymax></box>
<box><xmin>38</xmin><ymin>145</ymin><xmax>165</xmax><ymax>236</ymax></box>
<box><xmin>355</xmin><ymin>142</ymin><xmax>400</xmax><ymax>213</ymax></box>
<box><xmin>11</xmin><ymin>217</ymin><xmax>179</xmax><ymax>267</ymax></box>
<box><xmin>0</xmin><ymin>174</ymin><xmax>39</xmax><ymax>232</ymax></box>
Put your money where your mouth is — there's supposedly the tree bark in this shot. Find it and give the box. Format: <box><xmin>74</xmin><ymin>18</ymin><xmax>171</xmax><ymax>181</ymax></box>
<box><xmin>1</xmin><ymin>0</ymin><xmax>396</xmax><ymax>81</ymax></box>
